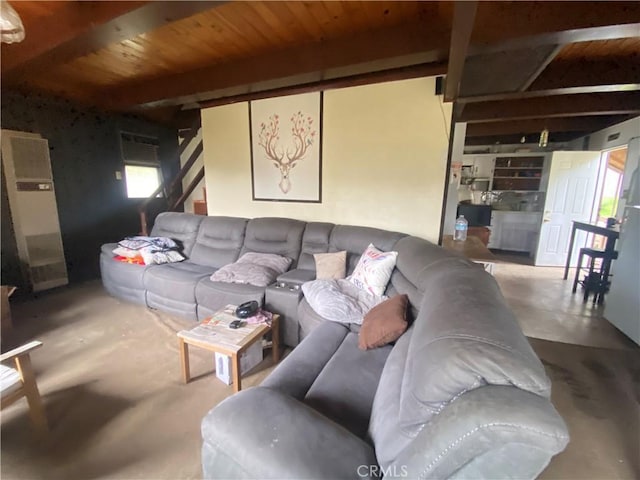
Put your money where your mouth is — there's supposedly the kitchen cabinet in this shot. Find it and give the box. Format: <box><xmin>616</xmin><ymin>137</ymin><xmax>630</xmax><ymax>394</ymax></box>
<box><xmin>492</xmin><ymin>155</ymin><xmax>545</xmax><ymax>191</ymax></box>
<box><xmin>462</xmin><ymin>155</ymin><xmax>495</xmax><ymax>179</ymax></box>
<box><xmin>488</xmin><ymin>211</ymin><xmax>542</xmax><ymax>253</ymax></box>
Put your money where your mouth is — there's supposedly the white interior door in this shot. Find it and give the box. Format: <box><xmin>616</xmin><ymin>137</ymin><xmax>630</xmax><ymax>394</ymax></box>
<box><xmin>535</xmin><ymin>151</ymin><xmax>602</xmax><ymax>266</ymax></box>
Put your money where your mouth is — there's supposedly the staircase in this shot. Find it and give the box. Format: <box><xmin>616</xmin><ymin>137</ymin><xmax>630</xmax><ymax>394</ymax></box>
<box><xmin>139</xmin><ymin>117</ymin><xmax>204</xmax><ymax>235</ymax></box>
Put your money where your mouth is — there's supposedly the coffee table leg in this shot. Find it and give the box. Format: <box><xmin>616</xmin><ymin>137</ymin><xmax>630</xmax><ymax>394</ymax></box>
<box><xmin>272</xmin><ymin>317</ymin><xmax>280</xmax><ymax>363</ymax></box>
<box><xmin>232</xmin><ymin>352</ymin><xmax>241</xmax><ymax>393</ymax></box>
<box><xmin>179</xmin><ymin>338</ymin><xmax>190</xmax><ymax>384</ymax></box>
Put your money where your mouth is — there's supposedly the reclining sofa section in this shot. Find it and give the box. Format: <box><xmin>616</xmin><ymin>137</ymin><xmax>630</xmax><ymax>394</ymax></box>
<box><xmin>100</xmin><ymin>212</ymin><xmax>569</xmax><ymax>479</ymax></box>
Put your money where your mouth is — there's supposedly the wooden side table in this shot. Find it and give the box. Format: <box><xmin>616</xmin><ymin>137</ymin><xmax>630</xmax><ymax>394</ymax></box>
<box><xmin>177</xmin><ymin>310</ymin><xmax>280</xmax><ymax>393</ymax></box>
<box><xmin>442</xmin><ymin>234</ymin><xmax>498</xmax><ymax>274</ymax></box>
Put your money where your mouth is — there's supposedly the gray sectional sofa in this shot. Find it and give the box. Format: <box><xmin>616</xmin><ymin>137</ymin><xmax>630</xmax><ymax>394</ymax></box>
<box><xmin>100</xmin><ymin>212</ymin><xmax>569</xmax><ymax>479</ymax></box>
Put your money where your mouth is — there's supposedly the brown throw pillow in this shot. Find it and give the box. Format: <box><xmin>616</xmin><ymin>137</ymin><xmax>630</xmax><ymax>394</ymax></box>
<box><xmin>358</xmin><ymin>294</ymin><xmax>409</xmax><ymax>350</ymax></box>
<box><xmin>314</xmin><ymin>251</ymin><xmax>347</xmax><ymax>279</ymax></box>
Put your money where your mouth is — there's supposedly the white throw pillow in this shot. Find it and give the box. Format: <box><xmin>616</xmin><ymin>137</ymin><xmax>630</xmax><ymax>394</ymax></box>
<box><xmin>348</xmin><ymin>244</ymin><xmax>398</xmax><ymax>296</ymax></box>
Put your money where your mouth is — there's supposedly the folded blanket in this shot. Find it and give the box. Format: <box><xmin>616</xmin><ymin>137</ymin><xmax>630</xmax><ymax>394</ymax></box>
<box><xmin>112</xmin><ymin>236</ymin><xmax>185</xmax><ymax>265</ymax></box>
<box><xmin>302</xmin><ymin>279</ymin><xmax>386</xmax><ymax>325</ymax></box>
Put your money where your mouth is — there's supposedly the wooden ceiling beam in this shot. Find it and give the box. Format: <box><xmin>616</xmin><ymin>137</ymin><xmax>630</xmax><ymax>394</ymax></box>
<box><xmin>102</xmin><ymin>21</ymin><xmax>451</xmax><ymax>109</ymax></box>
<box><xmin>2</xmin><ymin>1</ymin><xmax>224</xmax><ymax>82</ymax></box>
<box><xmin>1</xmin><ymin>1</ymin><xmax>148</xmax><ymax>74</ymax></box>
<box><xmin>465</xmin><ymin>115</ymin><xmax>628</xmax><ymax>137</ymax></box>
<box><xmin>197</xmin><ymin>62</ymin><xmax>447</xmax><ymax>110</ymax></box>
<box><xmin>444</xmin><ymin>1</ymin><xmax>478</xmax><ymax>102</ymax></box>
<box><xmin>460</xmin><ymin>92</ymin><xmax>640</xmax><ymax>123</ymax></box>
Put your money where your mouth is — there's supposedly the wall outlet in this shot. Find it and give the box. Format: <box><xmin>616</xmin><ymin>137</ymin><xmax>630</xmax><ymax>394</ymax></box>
<box><xmin>115</xmin><ymin>171</ymin><xmax>122</xmax><ymax>180</ymax></box>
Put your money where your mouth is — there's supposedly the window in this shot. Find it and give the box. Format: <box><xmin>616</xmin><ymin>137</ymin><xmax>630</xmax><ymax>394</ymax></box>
<box><xmin>120</xmin><ymin>132</ymin><xmax>162</xmax><ymax>199</ymax></box>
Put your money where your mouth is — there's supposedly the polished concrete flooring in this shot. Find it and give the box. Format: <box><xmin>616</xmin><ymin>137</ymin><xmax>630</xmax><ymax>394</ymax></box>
<box><xmin>1</xmin><ymin>260</ymin><xmax>638</xmax><ymax>479</ymax></box>
<box><xmin>492</xmin><ymin>260</ymin><xmax>636</xmax><ymax>351</ymax></box>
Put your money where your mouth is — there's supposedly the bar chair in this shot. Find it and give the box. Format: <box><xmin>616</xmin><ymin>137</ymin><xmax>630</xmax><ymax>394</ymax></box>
<box><xmin>572</xmin><ymin>247</ymin><xmax>619</xmax><ymax>304</ymax></box>
<box><xmin>1</xmin><ymin>340</ymin><xmax>48</xmax><ymax>435</ymax></box>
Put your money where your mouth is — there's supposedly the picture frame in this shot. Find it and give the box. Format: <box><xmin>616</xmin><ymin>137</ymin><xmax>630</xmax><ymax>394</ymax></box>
<box><xmin>249</xmin><ymin>91</ymin><xmax>322</xmax><ymax>203</ymax></box>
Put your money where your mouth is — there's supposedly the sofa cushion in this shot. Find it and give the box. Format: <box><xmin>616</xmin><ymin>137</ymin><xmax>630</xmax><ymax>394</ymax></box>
<box><xmin>297</xmin><ymin>222</ymin><xmax>335</xmax><ymax>270</ymax></box>
<box><xmin>188</xmin><ymin>216</ymin><xmax>248</xmax><ymax>268</ymax></box>
<box><xmin>297</xmin><ymin>298</ymin><xmax>329</xmax><ymax>340</ymax></box>
<box><xmin>240</xmin><ymin>217</ymin><xmax>306</xmax><ymax>266</ymax></box>
<box><xmin>261</xmin><ymin>321</ymin><xmax>349</xmax><ymax>399</ymax></box>
<box><xmin>149</xmin><ymin>212</ymin><xmax>203</xmax><ymax>257</ymax></box>
<box><xmin>370</xmin><ymin>260</ymin><xmax>552</xmax><ymax>468</ymax></box>
<box><xmin>143</xmin><ymin>261</ymin><xmax>214</xmax><ymax>302</ymax></box>
<box><xmin>314</xmin><ymin>251</ymin><xmax>346</xmax><ymax>280</ymax></box>
<box><xmin>358</xmin><ymin>294</ymin><xmax>409</xmax><ymax>350</ymax></box>
<box><xmin>304</xmin><ymin>332</ymin><xmax>392</xmax><ymax>439</ymax></box>
<box><xmin>195</xmin><ymin>277</ymin><xmax>265</xmax><ymax>314</ymax></box>
<box><xmin>390</xmin><ymin>236</ymin><xmax>462</xmax><ymax>319</ymax></box>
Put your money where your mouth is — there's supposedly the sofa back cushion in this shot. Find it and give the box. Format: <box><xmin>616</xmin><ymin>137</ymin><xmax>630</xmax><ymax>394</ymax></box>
<box><xmin>150</xmin><ymin>212</ymin><xmax>204</xmax><ymax>257</ymax></box>
<box><xmin>328</xmin><ymin>225</ymin><xmax>406</xmax><ymax>275</ymax></box>
<box><xmin>189</xmin><ymin>216</ymin><xmax>248</xmax><ymax>268</ymax></box>
<box><xmin>369</xmin><ymin>259</ymin><xmax>551</xmax><ymax>467</ymax></box>
<box><xmin>388</xmin><ymin>236</ymin><xmax>460</xmax><ymax>318</ymax></box>
<box><xmin>297</xmin><ymin>222</ymin><xmax>334</xmax><ymax>270</ymax></box>
<box><xmin>240</xmin><ymin>217</ymin><xmax>306</xmax><ymax>267</ymax></box>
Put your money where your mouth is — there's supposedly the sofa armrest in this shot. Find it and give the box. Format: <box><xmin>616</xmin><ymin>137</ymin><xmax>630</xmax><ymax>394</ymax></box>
<box><xmin>202</xmin><ymin>387</ymin><xmax>377</xmax><ymax>479</ymax></box>
<box><xmin>388</xmin><ymin>385</ymin><xmax>569</xmax><ymax>480</ymax></box>
<box><xmin>277</xmin><ymin>268</ymin><xmax>316</xmax><ymax>285</ymax></box>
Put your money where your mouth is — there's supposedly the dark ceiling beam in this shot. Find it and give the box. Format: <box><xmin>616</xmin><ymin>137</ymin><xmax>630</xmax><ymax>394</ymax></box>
<box><xmin>197</xmin><ymin>62</ymin><xmax>448</xmax><ymax>110</ymax></box>
<box><xmin>102</xmin><ymin>21</ymin><xmax>451</xmax><ymax>109</ymax></box>
<box><xmin>465</xmin><ymin>115</ymin><xmax>628</xmax><ymax>137</ymax></box>
<box><xmin>1</xmin><ymin>1</ymin><xmax>148</xmax><ymax>74</ymax></box>
<box><xmin>529</xmin><ymin>58</ymin><xmax>640</xmax><ymax>91</ymax></box>
<box><xmin>444</xmin><ymin>1</ymin><xmax>478</xmax><ymax>102</ymax></box>
<box><xmin>2</xmin><ymin>2</ymin><xmax>224</xmax><ymax>81</ymax></box>
<box><xmin>470</xmin><ymin>2</ymin><xmax>640</xmax><ymax>51</ymax></box>
<box><xmin>465</xmin><ymin>131</ymin><xmax>588</xmax><ymax>146</ymax></box>
<box><xmin>458</xmin><ymin>83</ymin><xmax>640</xmax><ymax>104</ymax></box>
<box><xmin>460</xmin><ymin>92</ymin><xmax>640</xmax><ymax>123</ymax></box>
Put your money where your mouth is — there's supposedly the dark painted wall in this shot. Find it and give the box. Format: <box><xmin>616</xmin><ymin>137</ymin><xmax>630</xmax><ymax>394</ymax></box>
<box><xmin>1</xmin><ymin>91</ymin><xmax>179</xmax><ymax>287</ymax></box>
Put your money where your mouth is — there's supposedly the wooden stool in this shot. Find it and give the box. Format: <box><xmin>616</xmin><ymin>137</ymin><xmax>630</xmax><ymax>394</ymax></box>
<box><xmin>572</xmin><ymin>248</ymin><xmax>618</xmax><ymax>304</ymax></box>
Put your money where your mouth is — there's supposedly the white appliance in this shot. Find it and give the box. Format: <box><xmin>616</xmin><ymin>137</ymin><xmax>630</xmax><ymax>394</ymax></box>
<box><xmin>604</xmin><ymin>136</ymin><xmax>640</xmax><ymax>345</ymax></box>
<box><xmin>1</xmin><ymin>130</ymin><xmax>68</xmax><ymax>291</ymax></box>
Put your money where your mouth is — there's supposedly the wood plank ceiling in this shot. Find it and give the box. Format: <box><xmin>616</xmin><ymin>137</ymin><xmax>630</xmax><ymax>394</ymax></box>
<box><xmin>2</xmin><ymin>1</ymin><xmax>639</xmax><ymax>144</ymax></box>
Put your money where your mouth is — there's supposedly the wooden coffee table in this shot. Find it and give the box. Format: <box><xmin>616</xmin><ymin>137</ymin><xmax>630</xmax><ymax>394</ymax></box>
<box><xmin>177</xmin><ymin>306</ymin><xmax>280</xmax><ymax>393</ymax></box>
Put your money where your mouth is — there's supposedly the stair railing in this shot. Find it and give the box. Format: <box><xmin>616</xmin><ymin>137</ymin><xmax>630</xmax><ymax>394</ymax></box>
<box><xmin>139</xmin><ymin>117</ymin><xmax>203</xmax><ymax>235</ymax></box>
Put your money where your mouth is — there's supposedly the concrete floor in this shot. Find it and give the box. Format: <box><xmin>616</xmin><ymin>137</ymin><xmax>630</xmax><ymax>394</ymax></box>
<box><xmin>1</xmin><ymin>260</ymin><xmax>638</xmax><ymax>479</ymax></box>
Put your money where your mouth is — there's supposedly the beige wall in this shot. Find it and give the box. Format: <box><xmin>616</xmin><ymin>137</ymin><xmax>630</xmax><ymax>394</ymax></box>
<box><xmin>201</xmin><ymin>77</ymin><xmax>451</xmax><ymax>242</ymax></box>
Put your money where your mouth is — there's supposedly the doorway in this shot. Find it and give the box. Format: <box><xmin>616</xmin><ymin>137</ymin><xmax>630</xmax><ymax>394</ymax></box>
<box><xmin>590</xmin><ymin>147</ymin><xmax>627</xmax><ymax>249</ymax></box>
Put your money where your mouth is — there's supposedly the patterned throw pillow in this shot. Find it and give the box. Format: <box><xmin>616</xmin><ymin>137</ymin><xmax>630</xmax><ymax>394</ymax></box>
<box><xmin>348</xmin><ymin>244</ymin><xmax>398</xmax><ymax>296</ymax></box>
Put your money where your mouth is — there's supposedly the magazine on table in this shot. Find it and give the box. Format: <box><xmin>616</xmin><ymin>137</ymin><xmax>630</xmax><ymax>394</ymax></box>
<box><xmin>178</xmin><ymin>305</ymin><xmax>263</xmax><ymax>349</ymax></box>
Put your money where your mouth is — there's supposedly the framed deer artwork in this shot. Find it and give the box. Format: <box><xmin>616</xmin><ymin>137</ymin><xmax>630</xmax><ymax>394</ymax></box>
<box><xmin>249</xmin><ymin>92</ymin><xmax>322</xmax><ymax>202</ymax></box>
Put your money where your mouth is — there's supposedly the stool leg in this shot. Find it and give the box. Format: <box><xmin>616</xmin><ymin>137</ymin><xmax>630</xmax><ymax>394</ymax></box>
<box><xmin>572</xmin><ymin>250</ymin><xmax>584</xmax><ymax>294</ymax></box>
<box><xmin>583</xmin><ymin>257</ymin><xmax>596</xmax><ymax>303</ymax></box>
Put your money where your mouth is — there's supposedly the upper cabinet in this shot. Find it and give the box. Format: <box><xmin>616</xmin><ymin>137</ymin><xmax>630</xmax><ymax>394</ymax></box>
<box><xmin>492</xmin><ymin>155</ymin><xmax>546</xmax><ymax>191</ymax></box>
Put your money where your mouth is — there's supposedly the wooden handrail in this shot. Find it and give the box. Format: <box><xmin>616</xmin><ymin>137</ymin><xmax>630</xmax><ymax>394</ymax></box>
<box><xmin>138</xmin><ymin>118</ymin><xmax>204</xmax><ymax>234</ymax></box>
<box><xmin>171</xmin><ymin>166</ymin><xmax>205</xmax><ymax>212</ymax></box>
<box><xmin>177</xmin><ymin>117</ymin><xmax>202</xmax><ymax>158</ymax></box>
<box><xmin>168</xmin><ymin>141</ymin><xmax>203</xmax><ymax>198</ymax></box>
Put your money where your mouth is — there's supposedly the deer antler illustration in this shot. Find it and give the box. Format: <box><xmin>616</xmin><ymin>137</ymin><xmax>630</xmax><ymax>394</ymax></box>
<box><xmin>258</xmin><ymin>112</ymin><xmax>316</xmax><ymax>194</ymax></box>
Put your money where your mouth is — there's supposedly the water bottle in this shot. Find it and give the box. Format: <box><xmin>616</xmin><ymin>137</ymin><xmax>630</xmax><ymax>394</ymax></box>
<box><xmin>454</xmin><ymin>215</ymin><xmax>468</xmax><ymax>241</ymax></box>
